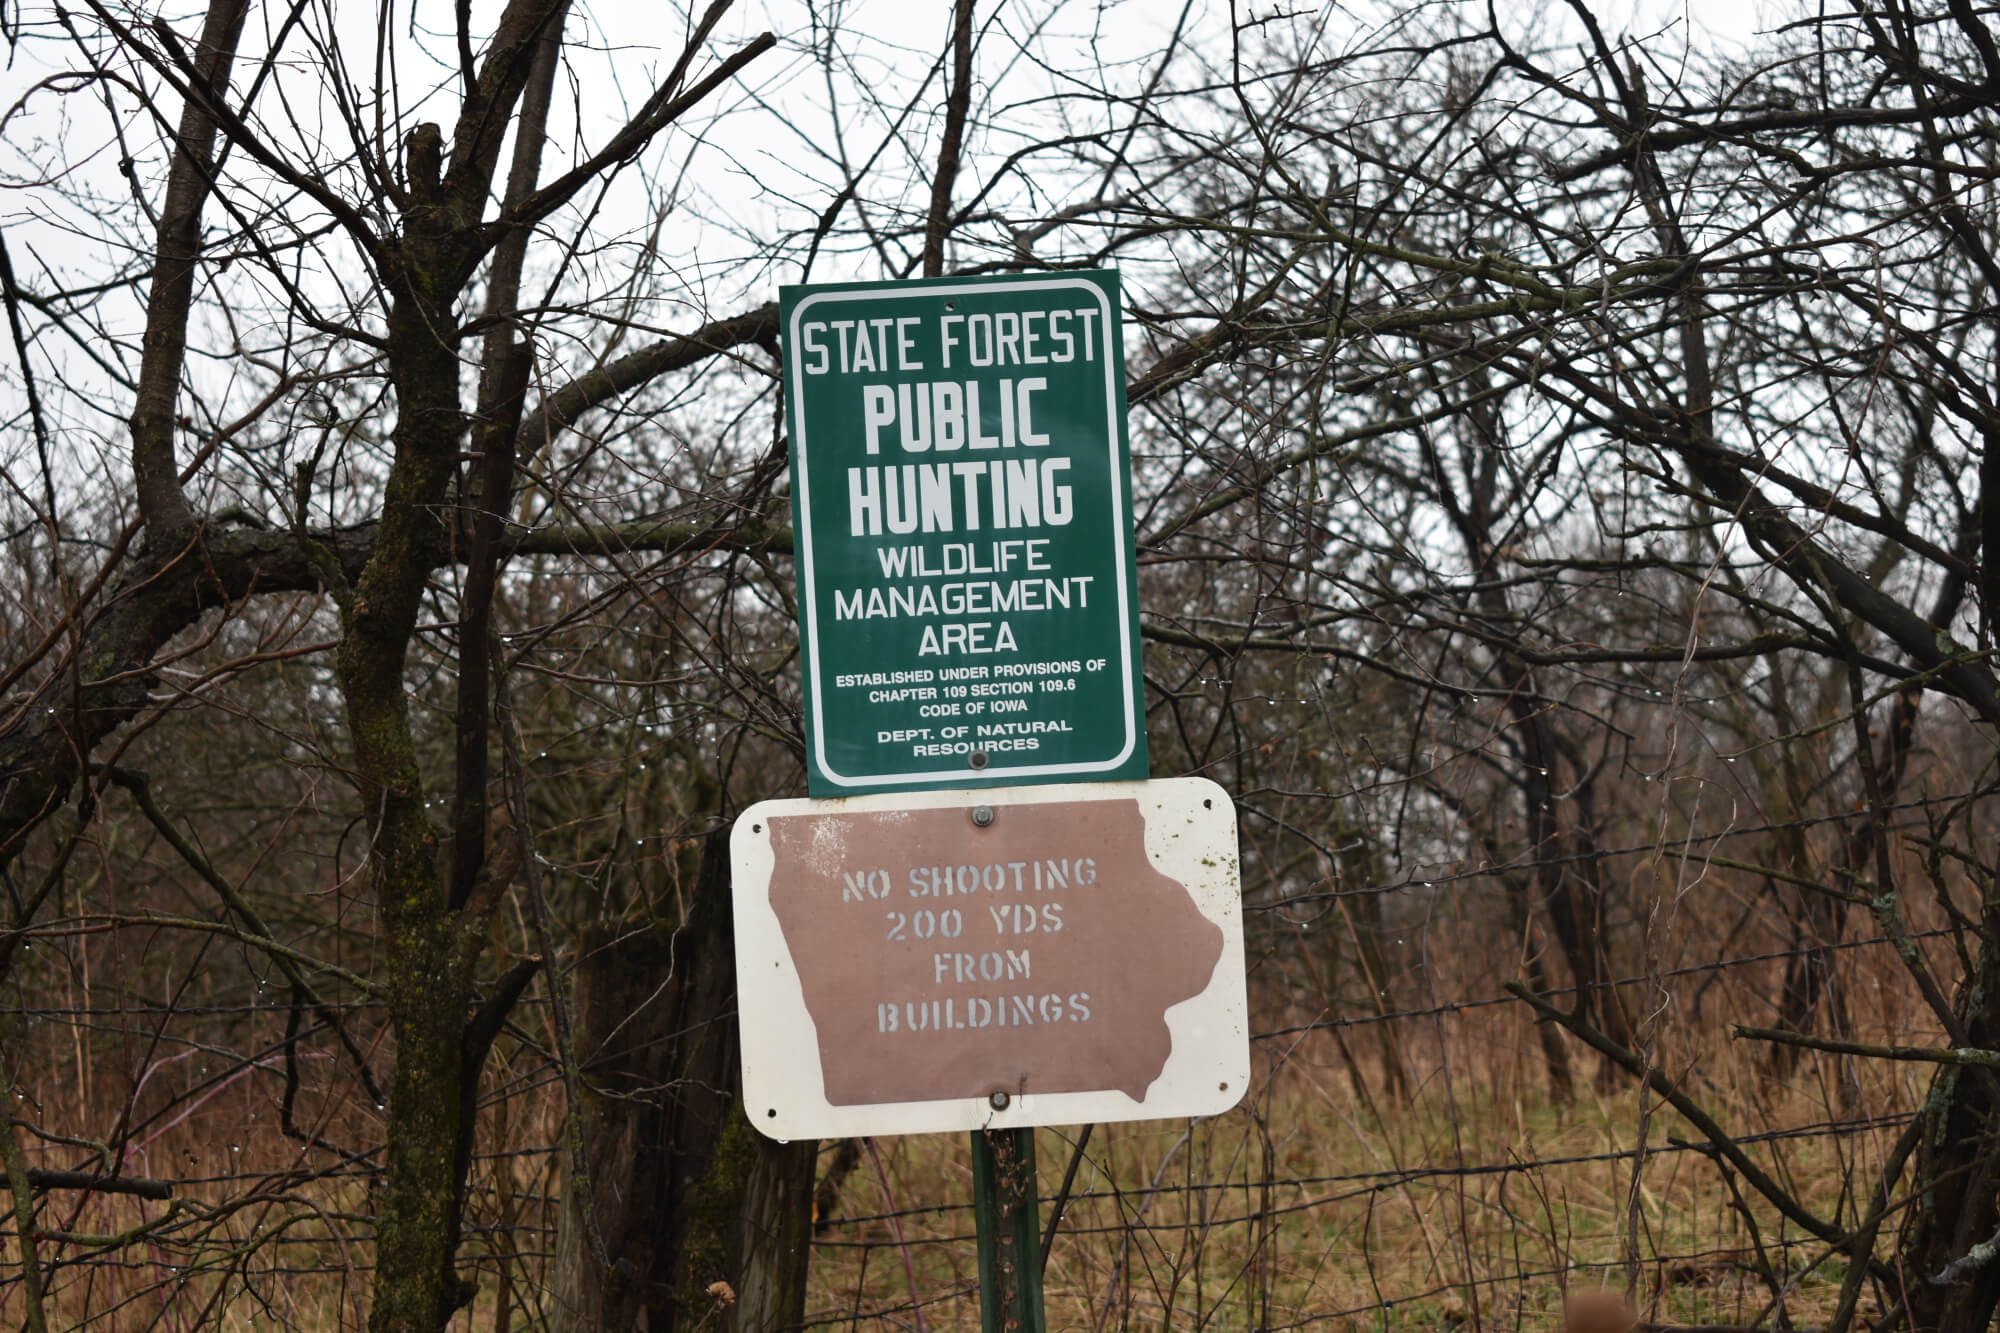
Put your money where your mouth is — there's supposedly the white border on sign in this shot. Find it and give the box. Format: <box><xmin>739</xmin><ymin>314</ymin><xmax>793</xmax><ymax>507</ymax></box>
<box><xmin>788</xmin><ymin>278</ymin><xmax>1138</xmax><ymax>789</ymax></box>
<box><xmin>730</xmin><ymin>777</ymin><xmax>1250</xmax><ymax>1139</ymax></box>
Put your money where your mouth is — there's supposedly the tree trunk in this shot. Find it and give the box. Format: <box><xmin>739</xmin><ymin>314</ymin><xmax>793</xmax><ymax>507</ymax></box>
<box><xmin>1506</xmin><ymin>887</ymin><xmax>1576</xmax><ymax>1104</ymax></box>
<box><xmin>549</xmin><ymin>830</ymin><xmax>815</xmax><ymax>1332</ymax></box>
<box><xmin>1325</xmin><ymin>821</ymin><xmax>1407</xmax><ymax>1102</ymax></box>
<box><xmin>1900</xmin><ymin>915</ymin><xmax>2000</xmax><ymax>1333</ymax></box>
<box><xmin>352</xmin><ymin>273</ymin><xmax>488</xmax><ymax>1333</ymax></box>
<box><xmin>1769</xmin><ymin>885</ymin><xmax>1847</xmax><ymax>1079</ymax></box>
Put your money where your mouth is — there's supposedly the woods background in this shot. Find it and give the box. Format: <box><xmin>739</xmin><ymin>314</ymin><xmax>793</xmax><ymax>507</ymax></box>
<box><xmin>5</xmin><ymin>0</ymin><xmax>2000</xmax><ymax>1329</ymax></box>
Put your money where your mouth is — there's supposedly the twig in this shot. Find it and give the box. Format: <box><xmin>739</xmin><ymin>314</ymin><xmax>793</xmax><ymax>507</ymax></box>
<box><xmin>1040</xmin><ymin>1122</ymin><xmax>1092</xmax><ymax>1272</ymax></box>
<box><xmin>32</xmin><ymin>1199</ymin><xmax>183</xmax><ymax>1249</ymax></box>
<box><xmin>1734</xmin><ymin>1024</ymin><xmax>2000</xmax><ymax>1068</ymax></box>
<box><xmin>98</xmin><ymin>765</ymin><xmax>384</xmax><ymax>1104</ymax></box>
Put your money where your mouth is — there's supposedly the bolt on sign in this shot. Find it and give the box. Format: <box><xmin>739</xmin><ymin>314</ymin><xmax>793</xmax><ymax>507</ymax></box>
<box><xmin>731</xmin><ymin>778</ymin><xmax>1249</xmax><ymax>1138</ymax></box>
<box><xmin>781</xmin><ymin>270</ymin><xmax>1147</xmax><ymax>796</ymax></box>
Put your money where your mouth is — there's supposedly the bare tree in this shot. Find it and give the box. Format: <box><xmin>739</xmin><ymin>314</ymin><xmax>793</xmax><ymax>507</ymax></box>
<box><xmin>12</xmin><ymin>2</ymin><xmax>2000</xmax><ymax>1330</ymax></box>
<box><xmin>1102</xmin><ymin>5</ymin><xmax>2000</xmax><ymax>1328</ymax></box>
<box><xmin>0</xmin><ymin>1</ymin><xmax>788</xmax><ymax>1326</ymax></box>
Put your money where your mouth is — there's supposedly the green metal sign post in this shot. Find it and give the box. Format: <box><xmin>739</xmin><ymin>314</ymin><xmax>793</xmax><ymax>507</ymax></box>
<box><xmin>971</xmin><ymin>1125</ymin><xmax>1045</xmax><ymax>1333</ymax></box>
<box><xmin>780</xmin><ymin>271</ymin><xmax>1147</xmax><ymax>797</ymax></box>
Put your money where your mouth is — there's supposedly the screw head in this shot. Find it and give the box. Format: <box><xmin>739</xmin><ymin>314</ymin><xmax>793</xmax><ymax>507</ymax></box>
<box><xmin>989</xmin><ymin>1090</ymin><xmax>1010</xmax><ymax>1110</ymax></box>
<box><xmin>968</xmin><ymin>750</ymin><xmax>989</xmax><ymax>769</ymax></box>
<box><xmin>971</xmin><ymin>804</ymin><xmax>996</xmax><ymax>828</ymax></box>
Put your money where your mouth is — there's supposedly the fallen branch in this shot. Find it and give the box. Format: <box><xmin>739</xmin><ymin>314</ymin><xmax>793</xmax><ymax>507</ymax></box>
<box><xmin>1735</xmin><ymin>1025</ymin><xmax>2000</xmax><ymax>1069</ymax></box>
<box><xmin>1506</xmin><ymin>982</ymin><xmax>1843</xmax><ymax>1245</ymax></box>
<box><xmin>0</xmin><ymin>1168</ymin><xmax>174</xmax><ymax>1200</ymax></box>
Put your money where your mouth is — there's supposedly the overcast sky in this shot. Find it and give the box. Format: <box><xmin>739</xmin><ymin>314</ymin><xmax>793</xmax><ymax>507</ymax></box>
<box><xmin>0</xmin><ymin>0</ymin><xmax>1797</xmax><ymax>483</ymax></box>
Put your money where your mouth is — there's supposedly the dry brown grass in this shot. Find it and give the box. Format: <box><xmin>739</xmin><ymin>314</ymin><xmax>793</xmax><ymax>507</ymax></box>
<box><xmin>801</xmin><ymin>1014</ymin><xmax>1927</xmax><ymax>1332</ymax></box>
<box><xmin>3</xmin><ymin>928</ymin><xmax>1943</xmax><ymax>1330</ymax></box>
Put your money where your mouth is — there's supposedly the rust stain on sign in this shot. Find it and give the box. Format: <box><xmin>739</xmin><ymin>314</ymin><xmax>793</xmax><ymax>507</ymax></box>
<box><xmin>765</xmin><ymin>799</ymin><xmax>1223</xmax><ymax>1105</ymax></box>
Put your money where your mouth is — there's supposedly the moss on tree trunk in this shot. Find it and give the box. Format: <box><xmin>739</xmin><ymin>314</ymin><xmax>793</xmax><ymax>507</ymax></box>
<box><xmin>1901</xmin><ymin>920</ymin><xmax>2000</xmax><ymax>1333</ymax></box>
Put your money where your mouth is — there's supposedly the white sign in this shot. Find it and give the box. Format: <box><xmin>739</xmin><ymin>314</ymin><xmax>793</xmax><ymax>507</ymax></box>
<box><xmin>731</xmin><ymin>778</ymin><xmax>1249</xmax><ymax>1138</ymax></box>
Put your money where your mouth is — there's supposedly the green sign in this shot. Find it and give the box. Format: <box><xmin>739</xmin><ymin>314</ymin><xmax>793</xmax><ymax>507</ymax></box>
<box><xmin>782</xmin><ymin>271</ymin><xmax>1147</xmax><ymax>795</ymax></box>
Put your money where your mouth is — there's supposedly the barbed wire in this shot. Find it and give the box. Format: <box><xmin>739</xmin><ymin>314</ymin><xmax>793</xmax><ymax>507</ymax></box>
<box><xmin>1</xmin><ymin>929</ymin><xmax>1948</xmax><ymax>1330</ymax></box>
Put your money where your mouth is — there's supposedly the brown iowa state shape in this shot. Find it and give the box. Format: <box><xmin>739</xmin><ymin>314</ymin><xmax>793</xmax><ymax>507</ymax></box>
<box><xmin>766</xmin><ymin>799</ymin><xmax>1224</xmax><ymax>1106</ymax></box>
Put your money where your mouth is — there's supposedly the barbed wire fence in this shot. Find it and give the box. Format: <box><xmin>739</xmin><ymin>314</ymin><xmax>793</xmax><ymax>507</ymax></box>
<box><xmin>1</xmin><ymin>913</ymin><xmax>1945</xmax><ymax>1331</ymax></box>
